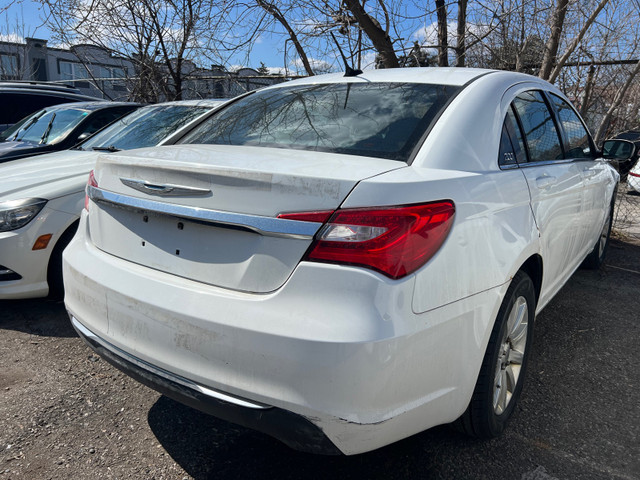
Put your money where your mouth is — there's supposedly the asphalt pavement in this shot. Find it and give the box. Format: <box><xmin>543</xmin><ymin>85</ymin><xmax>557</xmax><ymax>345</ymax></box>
<box><xmin>1</xmin><ymin>239</ymin><xmax>639</xmax><ymax>479</ymax></box>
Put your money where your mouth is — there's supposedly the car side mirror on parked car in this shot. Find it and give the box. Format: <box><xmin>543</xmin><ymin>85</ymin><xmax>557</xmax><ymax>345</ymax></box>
<box><xmin>602</xmin><ymin>139</ymin><xmax>637</xmax><ymax>160</ymax></box>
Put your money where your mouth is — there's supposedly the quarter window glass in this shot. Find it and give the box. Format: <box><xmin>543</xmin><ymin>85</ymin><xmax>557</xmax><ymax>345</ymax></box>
<box><xmin>498</xmin><ymin>123</ymin><xmax>517</xmax><ymax>166</ymax></box>
<box><xmin>504</xmin><ymin>107</ymin><xmax>528</xmax><ymax>164</ymax></box>
<box><xmin>513</xmin><ymin>91</ymin><xmax>563</xmax><ymax>163</ymax></box>
<box><xmin>549</xmin><ymin>93</ymin><xmax>592</xmax><ymax>159</ymax></box>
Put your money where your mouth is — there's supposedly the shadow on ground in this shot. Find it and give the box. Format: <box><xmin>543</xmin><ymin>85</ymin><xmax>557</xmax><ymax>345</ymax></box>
<box><xmin>0</xmin><ymin>298</ymin><xmax>77</xmax><ymax>337</ymax></box>
<box><xmin>147</xmin><ymin>395</ymin><xmax>481</xmax><ymax>480</ymax></box>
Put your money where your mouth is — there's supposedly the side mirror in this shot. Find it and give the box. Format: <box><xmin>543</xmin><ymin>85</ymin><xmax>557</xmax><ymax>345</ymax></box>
<box><xmin>602</xmin><ymin>139</ymin><xmax>636</xmax><ymax>160</ymax></box>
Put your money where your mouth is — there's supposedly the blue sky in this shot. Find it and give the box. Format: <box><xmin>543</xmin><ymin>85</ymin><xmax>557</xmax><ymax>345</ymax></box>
<box><xmin>1</xmin><ymin>0</ymin><xmax>298</xmax><ymax>70</ymax></box>
<box><xmin>2</xmin><ymin>0</ymin><xmax>441</xmax><ymax>73</ymax></box>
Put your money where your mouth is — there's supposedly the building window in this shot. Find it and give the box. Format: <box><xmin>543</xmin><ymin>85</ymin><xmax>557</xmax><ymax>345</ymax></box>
<box><xmin>59</xmin><ymin>60</ymin><xmax>126</xmax><ymax>90</ymax></box>
<box><xmin>0</xmin><ymin>54</ymin><xmax>19</xmax><ymax>80</ymax></box>
<box><xmin>59</xmin><ymin>60</ymin><xmax>89</xmax><ymax>81</ymax></box>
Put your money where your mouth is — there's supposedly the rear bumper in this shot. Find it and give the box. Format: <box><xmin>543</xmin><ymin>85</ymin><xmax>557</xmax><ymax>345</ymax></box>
<box><xmin>63</xmin><ymin>212</ymin><xmax>505</xmax><ymax>454</ymax></box>
<box><xmin>71</xmin><ymin>316</ymin><xmax>341</xmax><ymax>455</ymax></box>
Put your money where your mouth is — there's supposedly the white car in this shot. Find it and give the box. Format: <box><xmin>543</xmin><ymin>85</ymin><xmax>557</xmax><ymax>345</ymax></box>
<box><xmin>0</xmin><ymin>99</ymin><xmax>226</xmax><ymax>299</ymax></box>
<box><xmin>628</xmin><ymin>160</ymin><xmax>640</xmax><ymax>193</ymax></box>
<box><xmin>64</xmin><ymin>68</ymin><xmax>622</xmax><ymax>455</ymax></box>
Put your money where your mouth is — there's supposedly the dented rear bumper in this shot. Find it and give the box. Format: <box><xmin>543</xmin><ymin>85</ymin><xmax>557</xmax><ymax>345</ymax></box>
<box><xmin>71</xmin><ymin>316</ymin><xmax>341</xmax><ymax>455</ymax></box>
<box><xmin>63</xmin><ymin>211</ymin><xmax>505</xmax><ymax>454</ymax></box>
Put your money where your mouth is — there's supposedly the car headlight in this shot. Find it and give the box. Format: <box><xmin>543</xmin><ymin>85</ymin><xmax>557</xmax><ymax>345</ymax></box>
<box><xmin>0</xmin><ymin>198</ymin><xmax>48</xmax><ymax>232</ymax></box>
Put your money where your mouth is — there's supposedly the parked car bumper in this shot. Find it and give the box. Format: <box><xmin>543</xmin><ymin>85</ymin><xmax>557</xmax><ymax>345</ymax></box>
<box><xmin>0</xmin><ymin>206</ymin><xmax>76</xmax><ymax>299</ymax></box>
<box><xmin>63</xmin><ymin>212</ymin><xmax>507</xmax><ymax>455</ymax></box>
<box><xmin>628</xmin><ymin>171</ymin><xmax>640</xmax><ymax>193</ymax></box>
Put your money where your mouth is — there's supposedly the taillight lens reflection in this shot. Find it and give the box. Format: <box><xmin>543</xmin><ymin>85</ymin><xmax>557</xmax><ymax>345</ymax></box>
<box><xmin>281</xmin><ymin>201</ymin><xmax>455</xmax><ymax>279</ymax></box>
<box><xmin>84</xmin><ymin>170</ymin><xmax>98</xmax><ymax>211</ymax></box>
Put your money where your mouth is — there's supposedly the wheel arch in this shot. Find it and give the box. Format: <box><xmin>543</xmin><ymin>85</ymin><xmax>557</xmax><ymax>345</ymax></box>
<box><xmin>518</xmin><ymin>254</ymin><xmax>543</xmax><ymax>306</ymax></box>
<box><xmin>46</xmin><ymin>218</ymin><xmax>80</xmax><ymax>298</ymax></box>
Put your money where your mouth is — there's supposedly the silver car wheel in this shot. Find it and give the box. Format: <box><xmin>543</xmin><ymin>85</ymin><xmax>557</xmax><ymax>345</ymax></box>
<box><xmin>493</xmin><ymin>296</ymin><xmax>528</xmax><ymax>415</ymax></box>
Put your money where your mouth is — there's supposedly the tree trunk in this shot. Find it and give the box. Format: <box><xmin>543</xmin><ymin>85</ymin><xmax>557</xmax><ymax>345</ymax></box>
<box><xmin>547</xmin><ymin>0</ymin><xmax>609</xmax><ymax>83</ymax></box>
<box><xmin>435</xmin><ymin>0</ymin><xmax>448</xmax><ymax>67</ymax></box>
<box><xmin>579</xmin><ymin>64</ymin><xmax>596</xmax><ymax>118</ymax></box>
<box><xmin>455</xmin><ymin>0</ymin><xmax>467</xmax><ymax>67</ymax></box>
<box><xmin>256</xmin><ymin>0</ymin><xmax>315</xmax><ymax>75</ymax></box>
<box><xmin>539</xmin><ymin>0</ymin><xmax>569</xmax><ymax>80</ymax></box>
<box><xmin>344</xmin><ymin>0</ymin><xmax>399</xmax><ymax>68</ymax></box>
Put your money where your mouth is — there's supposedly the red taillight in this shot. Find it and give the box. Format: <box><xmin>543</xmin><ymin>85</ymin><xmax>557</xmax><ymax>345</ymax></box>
<box><xmin>84</xmin><ymin>170</ymin><xmax>97</xmax><ymax>211</ymax></box>
<box><xmin>630</xmin><ymin>171</ymin><xmax>640</xmax><ymax>178</ymax></box>
<box><xmin>283</xmin><ymin>201</ymin><xmax>455</xmax><ymax>279</ymax></box>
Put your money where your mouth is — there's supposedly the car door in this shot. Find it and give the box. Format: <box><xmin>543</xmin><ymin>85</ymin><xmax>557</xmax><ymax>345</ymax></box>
<box><xmin>509</xmin><ymin>90</ymin><xmax>585</xmax><ymax>305</ymax></box>
<box><xmin>546</xmin><ymin>92</ymin><xmax>612</xmax><ymax>259</ymax></box>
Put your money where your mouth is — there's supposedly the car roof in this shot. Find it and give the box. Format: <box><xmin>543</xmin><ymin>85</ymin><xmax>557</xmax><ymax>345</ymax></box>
<box><xmin>0</xmin><ymin>81</ymin><xmax>83</xmax><ymax>93</ymax></box>
<box><xmin>614</xmin><ymin>131</ymin><xmax>640</xmax><ymax>143</ymax></box>
<box><xmin>265</xmin><ymin>67</ymin><xmax>522</xmax><ymax>89</ymax></box>
<box><xmin>152</xmin><ymin>99</ymin><xmax>229</xmax><ymax>107</ymax></box>
<box><xmin>41</xmin><ymin>101</ymin><xmax>140</xmax><ymax>112</ymax></box>
<box><xmin>0</xmin><ymin>81</ymin><xmax>102</xmax><ymax>100</ymax></box>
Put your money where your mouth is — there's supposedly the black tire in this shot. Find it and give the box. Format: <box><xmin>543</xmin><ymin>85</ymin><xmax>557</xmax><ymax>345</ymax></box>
<box><xmin>46</xmin><ymin>222</ymin><xmax>79</xmax><ymax>300</ymax></box>
<box><xmin>582</xmin><ymin>198</ymin><xmax>614</xmax><ymax>270</ymax></box>
<box><xmin>455</xmin><ymin>270</ymin><xmax>536</xmax><ymax>438</ymax></box>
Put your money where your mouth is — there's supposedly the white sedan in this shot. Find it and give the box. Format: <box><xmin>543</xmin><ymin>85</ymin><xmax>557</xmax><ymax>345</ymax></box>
<box><xmin>628</xmin><ymin>160</ymin><xmax>640</xmax><ymax>193</ymax></box>
<box><xmin>0</xmin><ymin>99</ymin><xmax>226</xmax><ymax>299</ymax></box>
<box><xmin>64</xmin><ymin>68</ymin><xmax>623</xmax><ymax>455</ymax></box>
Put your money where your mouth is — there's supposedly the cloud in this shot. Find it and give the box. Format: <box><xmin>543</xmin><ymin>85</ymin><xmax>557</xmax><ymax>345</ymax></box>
<box><xmin>265</xmin><ymin>66</ymin><xmax>286</xmax><ymax>75</ymax></box>
<box><xmin>0</xmin><ymin>32</ymin><xmax>24</xmax><ymax>43</ymax></box>
<box><xmin>290</xmin><ymin>56</ymin><xmax>333</xmax><ymax>74</ymax></box>
<box><xmin>360</xmin><ymin>52</ymin><xmax>377</xmax><ymax>71</ymax></box>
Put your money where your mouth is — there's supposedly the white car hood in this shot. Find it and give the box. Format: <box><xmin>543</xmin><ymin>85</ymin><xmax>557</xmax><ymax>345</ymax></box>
<box><xmin>0</xmin><ymin>150</ymin><xmax>98</xmax><ymax>202</ymax></box>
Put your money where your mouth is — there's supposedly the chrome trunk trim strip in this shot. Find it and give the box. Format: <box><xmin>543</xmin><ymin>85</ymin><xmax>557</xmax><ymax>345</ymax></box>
<box><xmin>88</xmin><ymin>186</ymin><xmax>322</xmax><ymax>239</ymax></box>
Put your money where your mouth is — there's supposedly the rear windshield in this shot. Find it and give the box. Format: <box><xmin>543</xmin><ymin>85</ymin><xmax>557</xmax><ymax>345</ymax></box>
<box><xmin>81</xmin><ymin>104</ymin><xmax>211</xmax><ymax>151</ymax></box>
<box><xmin>180</xmin><ymin>82</ymin><xmax>460</xmax><ymax>162</ymax></box>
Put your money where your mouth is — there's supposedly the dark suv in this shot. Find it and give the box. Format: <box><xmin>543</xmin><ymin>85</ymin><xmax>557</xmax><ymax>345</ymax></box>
<box><xmin>0</xmin><ymin>81</ymin><xmax>101</xmax><ymax>132</ymax></box>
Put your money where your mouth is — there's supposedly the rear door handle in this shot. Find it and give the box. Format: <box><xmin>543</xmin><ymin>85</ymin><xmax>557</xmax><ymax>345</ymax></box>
<box><xmin>535</xmin><ymin>175</ymin><xmax>557</xmax><ymax>189</ymax></box>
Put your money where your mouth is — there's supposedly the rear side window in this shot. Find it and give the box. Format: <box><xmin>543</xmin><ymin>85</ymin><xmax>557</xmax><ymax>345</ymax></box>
<box><xmin>499</xmin><ymin>106</ymin><xmax>528</xmax><ymax>166</ymax></box>
<box><xmin>75</xmin><ymin>107</ymin><xmax>137</xmax><ymax>139</ymax></box>
<box><xmin>512</xmin><ymin>91</ymin><xmax>563</xmax><ymax>163</ymax></box>
<box><xmin>82</xmin><ymin>105</ymin><xmax>210</xmax><ymax>150</ymax></box>
<box><xmin>179</xmin><ymin>83</ymin><xmax>461</xmax><ymax>162</ymax></box>
<box><xmin>548</xmin><ymin>93</ymin><xmax>593</xmax><ymax>159</ymax></box>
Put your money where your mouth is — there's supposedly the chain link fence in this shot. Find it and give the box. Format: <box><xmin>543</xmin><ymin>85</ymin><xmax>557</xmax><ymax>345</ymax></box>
<box><xmin>613</xmin><ymin>181</ymin><xmax>640</xmax><ymax>240</ymax></box>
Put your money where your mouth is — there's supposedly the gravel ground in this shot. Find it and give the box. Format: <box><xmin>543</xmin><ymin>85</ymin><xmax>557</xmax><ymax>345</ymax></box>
<box><xmin>1</xmin><ymin>239</ymin><xmax>639</xmax><ymax>480</ymax></box>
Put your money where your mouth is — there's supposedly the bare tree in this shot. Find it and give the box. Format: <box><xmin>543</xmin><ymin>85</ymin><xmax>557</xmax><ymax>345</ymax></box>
<box><xmin>40</xmin><ymin>0</ymin><xmax>225</xmax><ymax>101</ymax></box>
<box><xmin>255</xmin><ymin>0</ymin><xmax>315</xmax><ymax>75</ymax></box>
<box><xmin>539</xmin><ymin>0</ymin><xmax>569</xmax><ymax>80</ymax></box>
<box><xmin>455</xmin><ymin>0</ymin><xmax>467</xmax><ymax>67</ymax></box>
<box><xmin>343</xmin><ymin>0</ymin><xmax>399</xmax><ymax>68</ymax></box>
<box><xmin>435</xmin><ymin>0</ymin><xmax>448</xmax><ymax>67</ymax></box>
<box><xmin>593</xmin><ymin>60</ymin><xmax>640</xmax><ymax>143</ymax></box>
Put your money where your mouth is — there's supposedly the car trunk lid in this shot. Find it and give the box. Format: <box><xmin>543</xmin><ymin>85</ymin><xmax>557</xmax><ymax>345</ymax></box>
<box><xmin>88</xmin><ymin>144</ymin><xmax>404</xmax><ymax>293</ymax></box>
